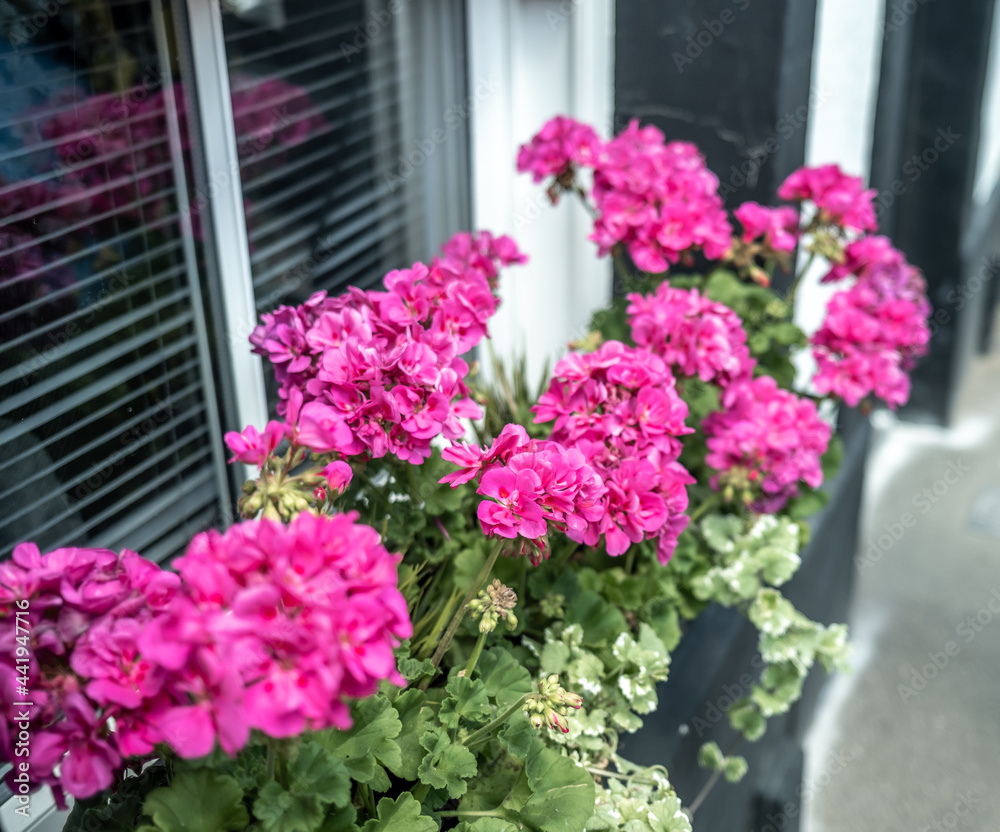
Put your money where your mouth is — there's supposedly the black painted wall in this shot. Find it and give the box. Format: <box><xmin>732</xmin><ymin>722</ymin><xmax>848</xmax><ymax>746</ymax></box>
<box><xmin>615</xmin><ymin>0</ymin><xmax>818</xmax><ymax>258</ymax></box>
<box><xmin>870</xmin><ymin>0</ymin><xmax>997</xmax><ymax>425</ymax></box>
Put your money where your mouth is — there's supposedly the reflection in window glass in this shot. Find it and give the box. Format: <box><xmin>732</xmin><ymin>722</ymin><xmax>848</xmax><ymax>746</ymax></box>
<box><xmin>0</xmin><ymin>1</ymin><xmax>225</xmax><ymax>561</ymax></box>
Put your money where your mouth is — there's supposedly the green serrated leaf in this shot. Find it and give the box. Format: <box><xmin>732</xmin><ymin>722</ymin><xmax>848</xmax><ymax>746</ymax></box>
<box><xmin>697</xmin><ymin>741</ymin><xmax>724</xmax><ymax>770</ymax></box>
<box><xmin>454</xmin><ymin>820</ymin><xmax>519</xmax><ymax>832</ymax></box>
<box><xmin>498</xmin><ymin>710</ymin><xmax>535</xmax><ymax>758</ymax></box>
<box><xmin>440</xmin><ymin>674</ymin><xmax>492</xmax><ymax>730</ymax></box>
<box><xmin>417</xmin><ymin>728</ymin><xmax>479</xmax><ymax>798</ymax></box>
<box><xmin>288</xmin><ymin>742</ymin><xmax>351</xmax><ymax>807</ymax></box>
<box><xmin>253</xmin><ymin>781</ymin><xmax>323</xmax><ymax>832</ymax></box>
<box><xmin>389</xmin><ymin>688</ymin><xmax>432</xmax><ymax>781</ymax></box>
<box><xmin>141</xmin><ymin>772</ymin><xmax>248</xmax><ymax>832</ymax></box>
<box><xmin>478</xmin><ymin>648</ymin><xmax>535</xmax><ymax>710</ymax></box>
<box><xmin>360</xmin><ymin>795</ymin><xmax>436</xmax><ymax>832</ymax></box>
<box><xmin>315</xmin><ymin>695</ymin><xmax>402</xmax><ymax>784</ymax></box>
<box><xmin>723</xmin><ymin>755</ymin><xmax>748</xmax><ymax>783</ymax></box>
<box><xmin>515</xmin><ymin>745</ymin><xmax>596</xmax><ymax>832</ymax></box>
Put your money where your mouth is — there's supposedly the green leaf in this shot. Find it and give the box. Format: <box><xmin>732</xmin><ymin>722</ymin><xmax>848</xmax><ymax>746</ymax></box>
<box><xmin>540</xmin><ymin>640</ymin><xmax>571</xmax><ymax>675</ymax></box>
<box><xmin>317</xmin><ymin>804</ymin><xmax>360</xmax><ymax>832</ymax></box>
<box><xmin>723</xmin><ymin>755</ymin><xmax>748</xmax><ymax>783</ymax></box>
<box><xmin>288</xmin><ymin>742</ymin><xmax>352</xmax><ymax>807</ymax></box>
<box><xmin>440</xmin><ymin>674</ymin><xmax>492</xmax><ymax>730</ymax></box>
<box><xmin>697</xmin><ymin>741</ymin><xmax>724</xmax><ymax>770</ymax></box>
<box><xmin>785</xmin><ymin>489</ymin><xmax>829</xmax><ymax>520</ymax></box>
<box><xmin>253</xmin><ymin>781</ymin><xmax>323</xmax><ymax>832</ymax></box>
<box><xmin>454</xmin><ymin>820</ymin><xmax>519</xmax><ymax>832</ymax></box>
<box><xmin>390</xmin><ymin>688</ymin><xmax>432</xmax><ymax>780</ymax></box>
<box><xmin>360</xmin><ymin>795</ymin><xmax>436</xmax><ymax>832</ymax></box>
<box><xmin>768</xmin><ymin>321</ymin><xmax>806</xmax><ymax>346</ymax></box>
<box><xmin>478</xmin><ymin>647</ymin><xmax>535</xmax><ymax>710</ymax></box>
<box><xmin>564</xmin><ymin>591</ymin><xmax>628</xmax><ymax>646</ymax></box>
<box><xmin>498</xmin><ymin>710</ymin><xmax>535</xmax><ymax>758</ymax></box>
<box><xmin>315</xmin><ymin>695</ymin><xmax>402</xmax><ymax>784</ymax></box>
<box><xmin>417</xmin><ymin>727</ymin><xmax>479</xmax><ymax>798</ymax></box>
<box><xmin>700</xmin><ymin>514</ymin><xmax>743</xmax><ymax>554</ymax></box>
<box><xmin>141</xmin><ymin>772</ymin><xmax>249</xmax><ymax>832</ymax></box>
<box><xmin>515</xmin><ymin>745</ymin><xmax>596</xmax><ymax>832</ymax></box>
<box><xmin>820</xmin><ymin>434</ymin><xmax>844</xmax><ymax>480</ymax></box>
<box><xmin>728</xmin><ymin>699</ymin><xmax>767</xmax><ymax>741</ymax></box>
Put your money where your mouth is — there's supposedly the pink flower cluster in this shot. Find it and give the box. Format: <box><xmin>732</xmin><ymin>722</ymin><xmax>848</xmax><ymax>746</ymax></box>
<box><xmin>811</xmin><ymin>236</ymin><xmax>930</xmax><ymax>408</ymax></box>
<box><xmin>626</xmin><ymin>283</ymin><xmax>755</xmax><ymax>389</ymax></box>
<box><xmin>0</xmin><ymin>544</ymin><xmax>180</xmax><ymax>801</ymax></box>
<box><xmin>734</xmin><ymin>202</ymin><xmax>800</xmax><ymax>253</ymax></box>
<box><xmin>249</xmin><ymin>231</ymin><xmax>526</xmax><ymax>464</ymax></box>
<box><xmin>441</xmin><ymin>425</ymin><xmax>605</xmax><ymax>561</ymax></box>
<box><xmin>532</xmin><ymin>341</ymin><xmax>695</xmax><ymax>563</ymax></box>
<box><xmin>125</xmin><ymin>512</ymin><xmax>410</xmax><ymax>758</ymax></box>
<box><xmin>590</xmin><ymin>121</ymin><xmax>732</xmax><ymax>273</ymax></box>
<box><xmin>516</xmin><ymin>115</ymin><xmax>601</xmax><ymax>183</ymax></box>
<box><xmin>517</xmin><ymin>117</ymin><xmax>732</xmax><ymax>273</ymax></box>
<box><xmin>777</xmin><ymin>164</ymin><xmax>877</xmax><ymax>233</ymax></box>
<box><xmin>703</xmin><ymin>376</ymin><xmax>831</xmax><ymax>513</ymax></box>
<box><xmin>1</xmin><ymin>513</ymin><xmax>409</xmax><ymax>801</ymax></box>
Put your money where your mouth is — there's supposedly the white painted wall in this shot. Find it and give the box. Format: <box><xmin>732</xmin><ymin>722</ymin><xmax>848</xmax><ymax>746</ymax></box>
<box><xmin>466</xmin><ymin>0</ymin><xmax>614</xmax><ymax>388</ymax></box>
<box><xmin>793</xmin><ymin>0</ymin><xmax>887</xmax><ymax>385</ymax></box>
<box><xmin>974</xmin><ymin>0</ymin><xmax>1000</xmax><ymax>206</ymax></box>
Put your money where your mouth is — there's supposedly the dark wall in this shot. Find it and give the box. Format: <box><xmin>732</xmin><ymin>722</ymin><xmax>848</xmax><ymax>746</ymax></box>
<box><xmin>870</xmin><ymin>0</ymin><xmax>997</xmax><ymax>424</ymax></box>
<box><xmin>615</xmin><ymin>0</ymin><xmax>818</xmax><ymax>247</ymax></box>
<box><xmin>613</xmin><ymin>3</ymin><xmax>873</xmax><ymax>828</ymax></box>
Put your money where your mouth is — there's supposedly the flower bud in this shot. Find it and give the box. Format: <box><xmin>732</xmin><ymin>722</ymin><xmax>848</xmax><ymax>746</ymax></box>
<box><xmin>504</xmin><ymin>612</ymin><xmax>518</xmax><ymax>631</ymax></box>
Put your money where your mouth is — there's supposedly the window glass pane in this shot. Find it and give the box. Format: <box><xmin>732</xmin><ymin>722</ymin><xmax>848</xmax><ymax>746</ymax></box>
<box><xmin>0</xmin><ymin>0</ymin><xmax>226</xmax><ymax>562</ymax></box>
<box><xmin>220</xmin><ymin>0</ymin><xmax>410</xmax><ymax>316</ymax></box>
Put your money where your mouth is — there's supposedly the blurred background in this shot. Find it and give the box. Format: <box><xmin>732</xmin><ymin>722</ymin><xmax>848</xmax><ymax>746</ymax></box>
<box><xmin>0</xmin><ymin>0</ymin><xmax>998</xmax><ymax>830</ymax></box>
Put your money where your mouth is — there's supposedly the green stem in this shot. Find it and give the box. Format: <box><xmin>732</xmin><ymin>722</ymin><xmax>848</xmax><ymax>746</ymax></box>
<box><xmin>265</xmin><ymin>741</ymin><xmax>276</xmax><ymax>781</ymax></box>
<box><xmin>424</xmin><ymin>538</ymin><xmax>506</xmax><ymax>678</ymax></box>
<box><xmin>463</xmin><ymin>693</ymin><xmax>534</xmax><ymax>748</ymax></box>
<box><xmin>436</xmin><ymin>810</ymin><xmax>510</xmax><ymax>820</ymax></box>
<box><xmin>464</xmin><ymin>630</ymin><xmax>489</xmax><ymax>678</ymax></box>
<box><xmin>411</xmin><ymin>782</ymin><xmax>431</xmax><ymax>804</ymax></box>
<box><xmin>688</xmin><ymin>494</ymin><xmax>720</xmax><ymax>525</ymax></box>
<box><xmin>785</xmin><ymin>250</ymin><xmax>817</xmax><ymax>312</ymax></box>
<box><xmin>687</xmin><ymin>737</ymin><xmax>743</xmax><ymax>817</ymax></box>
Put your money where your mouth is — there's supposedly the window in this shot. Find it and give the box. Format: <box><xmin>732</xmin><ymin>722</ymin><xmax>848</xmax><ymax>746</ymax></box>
<box><xmin>0</xmin><ymin>0</ymin><xmax>227</xmax><ymax>563</ymax></box>
<box><xmin>0</xmin><ymin>0</ymin><xmax>471</xmax><ymax>565</ymax></box>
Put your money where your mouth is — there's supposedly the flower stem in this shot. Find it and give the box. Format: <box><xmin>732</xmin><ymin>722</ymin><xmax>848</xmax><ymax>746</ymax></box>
<box><xmin>463</xmin><ymin>693</ymin><xmax>534</xmax><ymax>748</ymax></box>
<box><xmin>687</xmin><ymin>737</ymin><xmax>743</xmax><ymax>817</ymax></box>
<box><xmin>424</xmin><ymin>538</ymin><xmax>505</xmax><ymax>679</ymax></box>
<box><xmin>785</xmin><ymin>250</ymin><xmax>817</xmax><ymax>312</ymax></box>
<box><xmin>687</xmin><ymin>494</ymin><xmax>720</xmax><ymax>525</ymax></box>
<box><xmin>464</xmin><ymin>630</ymin><xmax>489</xmax><ymax>678</ymax></box>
